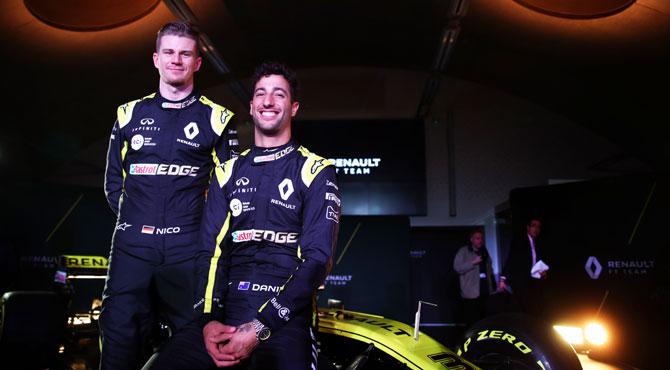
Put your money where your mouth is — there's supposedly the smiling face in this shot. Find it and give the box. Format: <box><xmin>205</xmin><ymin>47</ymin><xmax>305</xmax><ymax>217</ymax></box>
<box><xmin>249</xmin><ymin>74</ymin><xmax>300</xmax><ymax>138</ymax></box>
<box><xmin>153</xmin><ymin>34</ymin><xmax>201</xmax><ymax>88</ymax></box>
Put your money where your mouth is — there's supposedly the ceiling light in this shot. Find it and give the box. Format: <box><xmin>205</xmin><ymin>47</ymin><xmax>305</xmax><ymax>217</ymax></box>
<box><xmin>24</xmin><ymin>0</ymin><xmax>160</xmax><ymax>31</ymax></box>
<box><xmin>513</xmin><ymin>0</ymin><xmax>635</xmax><ymax>19</ymax></box>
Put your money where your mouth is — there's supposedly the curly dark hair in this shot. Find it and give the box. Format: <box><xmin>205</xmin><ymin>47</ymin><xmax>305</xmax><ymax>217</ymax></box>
<box><xmin>156</xmin><ymin>21</ymin><xmax>201</xmax><ymax>55</ymax></box>
<box><xmin>251</xmin><ymin>61</ymin><xmax>299</xmax><ymax>101</ymax></box>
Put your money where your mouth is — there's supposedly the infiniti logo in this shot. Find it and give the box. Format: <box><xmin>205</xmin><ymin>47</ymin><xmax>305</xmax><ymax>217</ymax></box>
<box><xmin>236</xmin><ymin>177</ymin><xmax>250</xmax><ymax>186</ymax></box>
<box><xmin>141</xmin><ymin>118</ymin><xmax>154</xmax><ymax>125</ymax></box>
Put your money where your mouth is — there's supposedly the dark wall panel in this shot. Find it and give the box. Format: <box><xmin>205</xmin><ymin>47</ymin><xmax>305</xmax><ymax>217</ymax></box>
<box><xmin>317</xmin><ymin>216</ymin><xmax>413</xmax><ymax>323</ymax></box>
<box><xmin>0</xmin><ymin>182</ymin><xmax>114</xmax><ymax>310</ymax></box>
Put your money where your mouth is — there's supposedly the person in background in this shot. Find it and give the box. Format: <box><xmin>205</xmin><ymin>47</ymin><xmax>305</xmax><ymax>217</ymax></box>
<box><xmin>453</xmin><ymin>228</ymin><xmax>495</xmax><ymax>326</ymax></box>
<box><xmin>499</xmin><ymin>217</ymin><xmax>549</xmax><ymax>315</ymax></box>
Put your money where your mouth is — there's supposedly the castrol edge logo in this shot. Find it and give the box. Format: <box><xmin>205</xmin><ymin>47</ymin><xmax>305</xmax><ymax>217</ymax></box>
<box><xmin>231</xmin><ymin>229</ymin><xmax>299</xmax><ymax>244</ymax></box>
<box><xmin>129</xmin><ymin>163</ymin><xmax>199</xmax><ymax>177</ymax></box>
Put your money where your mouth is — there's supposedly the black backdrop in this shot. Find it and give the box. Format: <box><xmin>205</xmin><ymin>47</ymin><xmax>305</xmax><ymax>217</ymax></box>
<box><xmin>317</xmin><ymin>216</ymin><xmax>413</xmax><ymax>322</ymax></box>
<box><xmin>0</xmin><ymin>181</ymin><xmax>114</xmax><ymax>311</ymax></box>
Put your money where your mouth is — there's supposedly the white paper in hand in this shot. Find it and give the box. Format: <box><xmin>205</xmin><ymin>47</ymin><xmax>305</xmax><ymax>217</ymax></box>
<box><xmin>531</xmin><ymin>260</ymin><xmax>549</xmax><ymax>279</ymax></box>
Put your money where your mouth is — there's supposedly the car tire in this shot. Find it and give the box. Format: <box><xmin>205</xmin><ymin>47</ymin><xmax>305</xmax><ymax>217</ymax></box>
<box><xmin>456</xmin><ymin>313</ymin><xmax>582</xmax><ymax>370</ymax></box>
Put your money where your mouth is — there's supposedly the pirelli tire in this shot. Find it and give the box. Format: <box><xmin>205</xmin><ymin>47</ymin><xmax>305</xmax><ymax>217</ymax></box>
<box><xmin>457</xmin><ymin>313</ymin><xmax>582</xmax><ymax>370</ymax></box>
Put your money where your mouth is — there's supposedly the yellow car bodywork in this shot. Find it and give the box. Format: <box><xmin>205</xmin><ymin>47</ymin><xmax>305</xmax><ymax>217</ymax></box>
<box><xmin>317</xmin><ymin>308</ymin><xmax>480</xmax><ymax>370</ymax></box>
<box><xmin>60</xmin><ymin>256</ymin><xmax>479</xmax><ymax>368</ymax></box>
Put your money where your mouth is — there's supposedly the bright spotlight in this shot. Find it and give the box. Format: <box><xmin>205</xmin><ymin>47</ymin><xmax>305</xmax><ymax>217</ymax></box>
<box><xmin>553</xmin><ymin>325</ymin><xmax>584</xmax><ymax>345</ymax></box>
<box><xmin>585</xmin><ymin>323</ymin><xmax>607</xmax><ymax>345</ymax></box>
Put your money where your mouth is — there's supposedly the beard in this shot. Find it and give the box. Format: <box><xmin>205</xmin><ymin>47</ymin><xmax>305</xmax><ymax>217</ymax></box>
<box><xmin>253</xmin><ymin>115</ymin><xmax>286</xmax><ymax>137</ymax></box>
<box><xmin>161</xmin><ymin>70</ymin><xmax>190</xmax><ymax>88</ymax></box>
<box><xmin>165</xmin><ymin>77</ymin><xmax>188</xmax><ymax>88</ymax></box>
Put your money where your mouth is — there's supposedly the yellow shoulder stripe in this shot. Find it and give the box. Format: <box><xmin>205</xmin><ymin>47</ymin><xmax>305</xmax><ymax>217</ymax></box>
<box><xmin>200</xmin><ymin>95</ymin><xmax>234</xmax><ymax>136</ymax></box>
<box><xmin>215</xmin><ymin>156</ymin><xmax>238</xmax><ymax>188</ymax></box>
<box><xmin>211</xmin><ymin>148</ymin><xmax>222</xmax><ymax>168</ymax></box>
<box><xmin>299</xmin><ymin>146</ymin><xmax>333</xmax><ymax>187</ymax></box>
<box><xmin>116</xmin><ymin>93</ymin><xmax>155</xmax><ymax>129</ymax></box>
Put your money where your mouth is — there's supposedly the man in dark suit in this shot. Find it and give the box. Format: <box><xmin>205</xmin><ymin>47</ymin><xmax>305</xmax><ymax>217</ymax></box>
<box><xmin>499</xmin><ymin>218</ymin><xmax>548</xmax><ymax>315</ymax></box>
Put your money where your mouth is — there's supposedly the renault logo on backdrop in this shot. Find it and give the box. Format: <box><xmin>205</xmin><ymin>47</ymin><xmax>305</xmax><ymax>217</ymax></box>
<box><xmin>585</xmin><ymin>256</ymin><xmax>602</xmax><ymax>279</ymax></box>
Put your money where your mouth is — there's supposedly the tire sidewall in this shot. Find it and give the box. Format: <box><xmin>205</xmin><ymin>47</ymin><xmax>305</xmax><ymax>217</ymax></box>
<box><xmin>457</xmin><ymin>313</ymin><xmax>581</xmax><ymax>370</ymax></box>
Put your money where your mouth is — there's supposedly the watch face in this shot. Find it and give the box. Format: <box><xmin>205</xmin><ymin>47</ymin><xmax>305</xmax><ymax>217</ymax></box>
<box><xmin>258</xmin><ymin>327</ymin><xmax>271</xmax><ymax>341</ymax></box>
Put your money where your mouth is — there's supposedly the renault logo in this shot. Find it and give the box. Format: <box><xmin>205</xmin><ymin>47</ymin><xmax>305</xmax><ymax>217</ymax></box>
<box><xmin>585</xmin><ymin>256</ymin><xmax>602</xmax><ymax>279</ymax></box>
<box><xmin>184</xmin><ymin>122</ymin><xmax>199</xmax><ymax>139</ymax></box>
<box><xmin>278</xmin><ymin>178</ymin><xmax>294</xmax><ymax>200</ymax></box>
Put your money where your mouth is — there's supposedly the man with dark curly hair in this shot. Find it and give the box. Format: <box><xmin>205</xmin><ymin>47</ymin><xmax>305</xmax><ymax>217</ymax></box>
<box><xmin>147</xmin><ymin>61</ymin><xmax>340</xmax><ymax>370</ymax></box>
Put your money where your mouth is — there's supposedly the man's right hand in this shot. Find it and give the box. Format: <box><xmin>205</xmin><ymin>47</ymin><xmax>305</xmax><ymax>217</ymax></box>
<box><xmin>203</xmin><ymin>320</ymin><xmax>240</xmax><ymax>367</ymax></box>
<box><xmin>472</xmin><ymin>256</ymin><xmax>483</xmax><ymax>265</ymax></box>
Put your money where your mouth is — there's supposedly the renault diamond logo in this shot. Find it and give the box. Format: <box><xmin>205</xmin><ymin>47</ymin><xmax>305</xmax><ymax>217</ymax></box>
<box><xmin>278</xmin><ymin>178</ymin><xmax>294</xmax><ymax>200</ymax></box>
<box><xmin>585</xmin><ymin>256</ymin><xmax>602</xmax><ymax>279</ymax></box>
<box><xmin>184</xmin><ymin>122</ymin><xmax>199</xmax><ymax>139</ymax></box>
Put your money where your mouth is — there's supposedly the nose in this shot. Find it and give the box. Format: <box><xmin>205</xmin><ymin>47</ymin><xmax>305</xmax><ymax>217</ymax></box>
<box><xmin>171</xmin><ymin>53</ymin><xmax>182</xmax><ymax>64</ymax></box>
<box><xmin>262</xmin><ymin>93</ymin><xmax>274</xmax><ymax>107</ymax></box>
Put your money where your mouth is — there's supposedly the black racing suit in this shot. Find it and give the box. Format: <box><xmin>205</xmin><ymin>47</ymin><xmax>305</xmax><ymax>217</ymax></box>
<box><xmin>148</xmin><ymin>140</ymin><xmax>340</xmax><ymax>370</ymax></box>
<box><xmin>101</xmin><ymin>91</ymin><xmax>238</xmax><ymax>370</ymax></box>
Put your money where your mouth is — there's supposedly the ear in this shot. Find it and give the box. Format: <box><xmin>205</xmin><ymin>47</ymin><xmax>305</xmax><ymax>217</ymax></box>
<box><xmin>153</xmin><ymin>52</ymin><xmax>159</xmax><ymax>69</ymax></box>
<box><xmin>290</xmin><ymin>101</ymin><xmax>300</xmax><ymax>117</ymax></box>
<box><xmin>249</xmin><ymin>100</ymin><xmax>253</xmax><ymax>116</ymax></box>
<box><xmin>194</xmin><ymin>56</ymin><xmax>202</xmax><ymax>72</ymax></box>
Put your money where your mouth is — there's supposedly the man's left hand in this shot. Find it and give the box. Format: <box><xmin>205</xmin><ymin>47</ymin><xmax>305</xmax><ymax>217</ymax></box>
<box><xmin>203</xmin><ymin>321</ymin><xmax>239</xmax><ymax>367</ymax></box>
<box><xmin>217</xmin><ymin>321</ymin><xmax>259</xmax><ymax>362</ymax></box>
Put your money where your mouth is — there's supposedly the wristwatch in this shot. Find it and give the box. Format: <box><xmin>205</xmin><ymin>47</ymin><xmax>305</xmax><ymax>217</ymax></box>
<box><xmin>252</xmin><ymin>319</ymin><xmax>271</xmax><ymax>341</ymax></box>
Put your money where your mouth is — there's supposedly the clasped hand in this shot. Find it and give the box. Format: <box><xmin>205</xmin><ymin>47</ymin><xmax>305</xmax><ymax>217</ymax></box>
<box><xmin>203</xmin><ymin>320</ymin><xmax>259</xmax><ymax>367</ymax></box>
